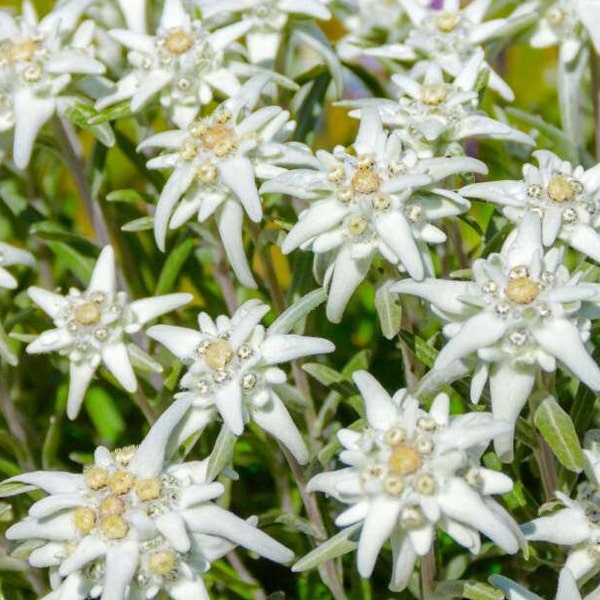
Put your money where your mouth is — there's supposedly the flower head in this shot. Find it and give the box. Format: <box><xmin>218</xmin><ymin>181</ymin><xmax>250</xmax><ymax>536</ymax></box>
<box><xmin>0</xmin><ymin>0</ymin><xmax>105</xmax><ymax>168</ymax></box>
<box><xmin>148</xmin><ymin>299</ymin><xmax>334</xmax><ymax>464</ymax></box>
<box><xmin>139</xmin><ymin>75</ymin><xmax>315</xmax><ymax>287</ymax></box>
<box><xmin>0</xmin><ymin>241</ymin><xmax>34</xmax><ymax>289</ymax></box>
<box><xmin>198</xmin><ymin>0</ymin><xmax>332</xmax><ymax>64</ymax></box>
<box><xmin>305</xmin><ymin>370</ymin><xmax>521</xmax><ymax>591</ymax></box>
<box><xmin>262</xmin><ymin>108</ymin><xmax>486</xmax><ymax>322</ymax></box>
<box><xmin>394</xmin><ymin>214</ymin><xmax>600</xmax><ymax>460</ymax></box>
<box><xmin>462</xmin><ymin>150</ymin><xmax>600</xmax><ymax>259</ymax></box>
<box><xmin>3</xmin><ymin>400</ymin><xmax>293</xmax><ymax>600</ymax></box>
<box><xmin>96</xmin><ymin>0</ymin><xmax>252</xmax><ymax>127</ymax></box>
<box><xmin>26</xmin><ymin>246</ymin><xmax>192</xmax><ymax>419</ymax></box>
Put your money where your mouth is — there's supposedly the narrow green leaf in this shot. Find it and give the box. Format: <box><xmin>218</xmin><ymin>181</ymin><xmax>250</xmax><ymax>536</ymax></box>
<box><xmin>302</xmin><ymin>363</ymin><xmax>356</xmax><ymax>397</ymax></box>
<box><xmin>399</xmin><ymin>330</ymin><xmax>438</xmax><ymax>369</ymax></box>
<box><xmin>292</xmin><ymin>523</ymin><xmax>360</xmax><ymax>572</ymax></box>
<box><xmin>64</xmin><ymin>103</ymin><xmax>115</xmax><ymax>147</ymax></box>
<box><xmin>534</xmin><ymin>396</ymin><xmax>584</xmax><ymax>472</ymax></box>
<box><xmin>42</xmin><ymin>416</ymin><xmax>61</xmax><ymax>470</ymax></box>
<box><xmin>127</xmin><ymin>344</ymin><xmax>163</xmax><ymax>374</ymax></box>
<box><xmin>375</xmin><ymin>281</ymin><xmax>402</xmax><ymax>340</ymax></box>
<box><xmin>206</xmin><ymin>426</ymin><xmax>237</xmax><ymax>482</ymax></box>
<box><xmin>121</xmin><ymin>216</ymin><xmax>154</xmax><ymax>232</ymax></box>
<box><xmin>84</xmin><ymin>387</ymin><xmax>126</xmax><ymax>444</ymax></box>
<box><xmin>88</xmin><ymin>100</ymin><xmax>134</xmax><ymax>124</ymax></box>
<box><xmin>0</xmin><ymin>320</ymin><xmax>18</xmax><ymax>366</ymax></box>
<box><xmin>155</xmin><ymin>238</ymin><xmax>195</xmax><ymax>295</ymax></box>
<box><xmin>106</xmin><ymin>189</ymin><xmax>154</xmax><ymax>204</ymax></box>
<box><xmin>268</xmin><ymin>288</ymin><xmax>327</xmax><ymax>335</ymax></box>
<box><xmin>45</xmin><ymin>241</ymin><xmax>94</xmax><ymax>282</ymax></box>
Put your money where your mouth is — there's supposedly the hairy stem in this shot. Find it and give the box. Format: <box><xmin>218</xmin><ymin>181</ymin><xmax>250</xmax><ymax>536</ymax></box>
<box><xmin>227</xmin><ymin>550</ymin><xmax>267</xmax><ymax>600</ymax></box>
<box><xmin>420</xmin><ymin>547</ymin><xmax>436</xmax><ymax>600</ymax></box>
<box><xmin>591</xmin><ymin>46</ymin><xmax>600</xmax><ymax>161</ymax></box>
<box><xmin>213</xmin><ymin>237</ymin><xmax>239</xmax><ymax>316</ymax></box>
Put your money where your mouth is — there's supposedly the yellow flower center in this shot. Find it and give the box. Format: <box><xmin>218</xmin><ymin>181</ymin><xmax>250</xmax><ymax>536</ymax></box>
<box><xmin>434</xmin><ymin>12</ymin><xmax>461</xmax><ymax>32</ymax></box>
<box><xmin>346</xmin><ymin>215</ymin><xmax>369</xmax><ymax>236</ymax></box>
<box><xmin>74</xmin><ymin>302</ymin><xmax>102</xmax><ymax>326</ymax></box>
<box><xmin>388</xmin><ymin>445</ymin><xmax>421</xmax><ymax>475</ymax></box>
<box><xmin>547</xmin><ymin>175</ymin><xmax>575</xmax><ymax>203</ymax></box>
<box><xmin>547</xmin><ymin>6</ymin><xmax>565</xmax><ymax>25</ymax></box>
<box><xmin>164</xmin><ymin>29</ymin><xmax>194</xmax><ymax>55</ymax></box>
<box><xmin>73</xmin><ymin>507</ymin><xmax>96</xmax><ymax>533</ymax></box>
<box><xmin>204</xmin><ymin>339</ymin><xmax>234</xmax><ymax>370</ymax></box>
<box><xmin>352</xmin><ymin>167</ymin><xmax>380</xmax><ymax>194</ymax></box>
<box><xmin>505</xmin><ymin>277</ymin><xmax>539</xmax><ymax>305</ymax></box>
<box><xmin>135</xmin><ymin>478</ymin><xmax>162</xmax><ymax>501</ymax></box>
<box><xmin>109</xmin><ymin>470</ymin><xmax>135</xmax><ymax>495</ymax></box>
<box><xmin>200</xmin><ymin>124</ymin><xmax>237</xmax><ymax>157</ymax></box>
<box><xmin>6</xmin><ymin>39</ymin><xmax>36</xmax><ymax>63</ymax></box>
<box><xmin>420</xmin><ymin>83</ymin><xmax>449</xmax><ymax>106</ymax></box>
<box><xmin>113</xmin><ymin>445</ymin><xmax>137</xmax><ymax>466</ymax></box>
<box><xmin>149</xmin><ymin>551</ymin><xmax>177</xmax><ymax>575</ymax></box>
<box><xmin>99</xmin><ymin>495</ymin><xmax>125</xmax><ymax>518</ymax></box>
<box><xmin>84</xmin><ymin>467</ymin><xmax>107</xmax><ymax>490</ymax></box>
<box><xmin>101</xmin><ymin>515</ymin><xmax>129</xmax><ymax>539</ymax></box>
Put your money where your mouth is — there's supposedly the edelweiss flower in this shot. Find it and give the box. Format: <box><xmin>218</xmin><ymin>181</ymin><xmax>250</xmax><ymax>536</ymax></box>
<box><xmin>462</xmin><ymin>150</ymin><xmax>600</xmax><ymax>261</ymax></box>
<box><xmin>3</xmin><ymin>400</ymin><xmax>293</xmax><ymax>600</ymax></box>
<box><xmin>147</xmin><ymin>299</ymin><xmax>334</xmax><ymax>464</ymax></box>
<box><xmin>96</xmin><ymin>0</ymin><xmax>251</xmax><ymax>127</ymax></box>
<box><xmin>139</xmin><ymin>75</ymin><xmax>315</xmax><ymax>287</ymax></box>
<box><xmin>262</xmin><ymin>108</ymin><xmax>486</xmax><ymax>322</ymax></box>
<box><xmin>0</xmin><ymin>242</ymin><xmax>34</xmax><ymax>289</ymax></box>
<box><xmin>394</xmin><ymin>214</ymin><xmax>600</xmax><ymax>460</ymax></box>
<box><xmin>305</xmin><ymin>371</ymin><xmax>521</xmax><ymax>591</ymax></box>
<box><xmin>344</xmin><ymin>50</ymin><xmax>534</xmax><ymax>153</ymax></box>
<box><xmin>490</xmin><ymin>568</ymin><xmax>582</xmax><ymax>600</ymax></box>
<box><xmin>26</xmin><ymin>246</ymin><xmax>191</xmax><ymax>419</ymax></box>
<box><xmin>197</xmin><ymin>0</ymin><xmax>332</xmax><ymax>64</ymax></box>
<box><xmin>523</xmin><ymin>438</ymin><xmax>600</xmax><ymax>582</ymax></box>
<box><xmin>0</xmin><ymin>0</ymin><xmax>106</xmax><ymax>168</ymax></box>
<box><xmin>367</xmin><ymin>0</ymin><xmax>522</xmax><ymax>101</ymax></box>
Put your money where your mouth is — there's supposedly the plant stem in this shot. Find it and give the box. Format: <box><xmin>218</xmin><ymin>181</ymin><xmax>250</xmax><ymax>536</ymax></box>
<box><xmin>278</xmin><ymin>443</ymin><xmax>347</xmax><ymax>600</ymax></box>
<box><xmin>591</xmin><ymin>47</ymin><xmax>600</xmax><ymax>161</ymax></box>
<box><xmin>54</xmin><ymin>118</ymin><xmax>111</xmax><ymax>247</ymax></box>
<box><xmin>227</xmin><ymin>550</ymin><xmax>267</xmax><ymax>600</ymax></box>
<box><xmin>420</xmin><ymin>547</ymin><xmax>436</xmax><ymax>600</ymax></box>
<box><xmin>213</xmin><ymin>237</ymin><xmax>239</xmax><ymax>316</ymax></box>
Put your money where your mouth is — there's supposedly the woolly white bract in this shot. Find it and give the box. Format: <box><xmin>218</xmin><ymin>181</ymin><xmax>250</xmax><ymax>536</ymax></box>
<box><xmin>147</xmin><ymin>299</ymin><xmax>334</xmax><ymax>464</ymax></box>
<box><xmin>262</xmin><ymin>108</ymin><xmax>487</xmax><ymax>322</ymax></box>
<box><xmin>462</xmin><ymin>149</ymin><xmax>600</xmax><ymax>261</ymax></box>
<box><xmin>0</xmin><ymin>241</ymin><xmax>34</xmax><ymax>290</ymax></box>
<box><xmin>394</xmin><ymin>214</ymin><xmax>600</xmax><ymax>460</ymax></box>
<box><xmin>26</xmin><ymin>246</ymin><xmax>192</xmax><ymax>419</ymax></box>
<box><xmin>490</xmin><ymin>568</ymin><xmax>582</xmax><ymax>600</ymax></box>
<box><xmin>0</xmin><ymin>0</ymin><xmax>105</xmax><ymax>168</ymax></box>
<box><xmin>305</xmin><ymin>371</ymin><xmax>521</xmax><ymax>591</ymax></box>
<box><xmin>3</xmin><ymin>401</ymin><xmax>293</xmax><ymax>600</ymax></box>
<box><xmin>139</xmin><ymin>75</ymin><xmax>315</xmax><ymax>287</ymax></box>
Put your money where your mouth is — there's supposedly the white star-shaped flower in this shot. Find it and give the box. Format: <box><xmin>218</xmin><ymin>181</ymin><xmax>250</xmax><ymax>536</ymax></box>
<box><xmin>366</xmin><ymin>0</ymin><xmax>523</xmax><ymax>101</ymax></box>
<box><xmin>394</xmin><ymin>214</ymin><xmax>600</xmax><ymax>460</ymax></box>
<box><xmin>522</xmin><ymin>440</ymin><xmax>600</xmax><ymax>583</ymax></box>
<box><xmin>262</xmin><ymin>108</ymin><xmax>486</xmax><ymax>322</ymax></box>
<box><xmin>0</xmin><ymin>241</ymin><xmax>34</xmax><ymax>289</ymax></box>
<box><xmin>139</xmin><ymin>75</ymin><xmax>316</xmax><ymax>288</ymax></box>
<box><xmin>96</xmin><ymin>0</ymin><xmax>252</xmax><ymax>128</ymax></box>
<box><xmin>345</xmin><ymin>49</ymin><xmax>534</xmax><ymax>153</ymax></box>
<box><xmin>3</xmin><ymin>400</ymin><xmax>293</xmax><ymax>600</ymax></box>
<box><xmin>305</xmin><ymin>370</ymin><xmax>521</xmax><ymax>591</ymax></box>
<box><xmin>147</xmin><ymin>299</ymin><xmax>334</xmax><ymax>464</ymax></box>
<box><xmin>197</xmin><ymin>0</ymin><xmax>332</xmax><ymax>64</ymax></box>
<box><xmin>490</xmin><ymin>568</ymin><xmax>582</xmax><ymax>600</ymax></box>
<box><xmin>26</xmin><ymin>246</ymin><xmax>192</xmax><ymax>420</ymax></box>
<box><xmin>0</xmin><ymin>0</ymin><xmax>106</xmax><ymax>168</ymax></box>
<box><xmin>462</xmin><ymin>150</ymin><xmax>600</xmax><ymax>261</ymax></box>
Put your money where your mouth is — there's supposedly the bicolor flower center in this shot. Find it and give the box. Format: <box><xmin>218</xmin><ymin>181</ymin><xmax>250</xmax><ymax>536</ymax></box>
<box><xmin>74</xmin><ymin>302</ymin><xmax>102</xmax><ymax>326</ymax></box>
<box><xmin>149</xmin><ymin>550</ymin><xmax>177</xmax><ymax>575</ymax></box>
<box><xmin>352</xmin><ymin>166</ymin><xmax>380</xmax><ymax>194</ymax></box>
<box><xmin>505</xmin><ymin>277</ymin><xmax>539</xmax><ymax>304</ymax></box>
<box><xmin>420</xmin><ymin>83</ymin><xmax>448</xmax><ymax>106</ymax></box>
<box><xmin>101</xmin><ymin>514</ymin><xmax>129</xmax><ymax>539</ymax></box>
<box><xmin>388</xmin><ymin>445</ymin><xmax>421</xmax><ymax>475</ymax></box>
<box><xmin>204</xmin><ymin>339</ymin><xmax>234</xmax><ymax>370</ymax></box>
<box><xmin>547</xmin><ymin>175</ymin><xmax>575</xmax><ymax>203</ymax></box>
<box><xmin>100</xmin><ymin>495</ymin><xmax>125</xmax><ymax>517</ymax></box>
<box><xmin>346</xmin><ymin>215</ymin><xmax>369</xmax><ymax>236</ymax></box>
<box><xmin>201</xmin><ymin>123</ymin><xmax>237</xmax><ymax>157</ymax></box>
<box><xmin>164</xmin><ymin>29</ymin><xmax>194</xmax><ymax>55</ymax></box>
<box><xmin>434</xmin><ymin>12</ymin><xmax>461</xmax><ymax>32</ymax></box>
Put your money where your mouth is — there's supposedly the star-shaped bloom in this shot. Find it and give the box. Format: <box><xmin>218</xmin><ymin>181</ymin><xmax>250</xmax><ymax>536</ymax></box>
<box><xmin>462</xmin><ymin>150</ymin><xmax>600</xmax><ymax>262</ymax></box>
<box><xmin>523</xmin><ymin>442</ymin><xmax>600</xmax><ymax>583</ymax></box>
<box><xmin>0</xmin><ymin>242</ymin><xmax>34</xmax><ymax>289</ymax></box>
<box><xmin>394</xmin><ymin>214</ymin><xmax>600</xmax><ymax>460</ymax></box>
<box><xmin>490</xmin><ymin>568</ymin><xmax>582</xmax><ymax>600</ymax></box>
<box><xmin>261</xmin><ymin>108</ymin><xmax>486</xmax><ymax>322</ymax></box>
<box><xmin>148</xmin><ymin>299</ymin><xmax>334</xmax><ymax>464</ymax></box>
<box><xmin>139</xmin><ymin>75</ymin><xmax>316</xmax><ymax>288</ymax></box>
<box><xmin>344</xmin><ymin>49</ymin><xmax>534</xmax><ymax>153</ymax></box>
<box><xmin>2</xmin><ymin>400</ymin><xmax>293</xmax><ymax>600</ymax></box>
<box><xmin>197</xmin><ymin>0</ymin><xmax>331</xmax><ymax>64</ymax></box>
<box><xmin>305</xmin><ymin>370</ymin><xmax>521</xmax><ymax>591</ymax></box>
<box><xmin>366</xmin><ymin>0</ymin><xmax>525</xmax><ymax>101</ymax></box>
<box><xmin>0</xmin><ymin>0</ymin><xmax>106</xmax><ymax>168</ymax></box>
<box><xmin>96</xmin><ymin>0</ymin><xmax>252</xmax><ymax>128</ymax></box>
<box><xmin>25</xmin><ymin>246</ymin><xmax>192</xmax><ymax>420</ymax></box>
